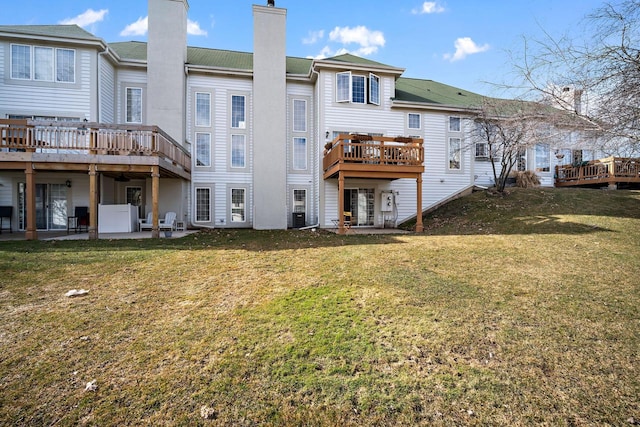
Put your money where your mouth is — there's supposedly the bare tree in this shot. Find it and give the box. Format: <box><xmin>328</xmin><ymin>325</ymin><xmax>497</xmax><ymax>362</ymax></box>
<box><xmin>515</xmin><ymin>0</ymin><xmax>640</xmax><ymax>155</ymax></box>
<box><xmin>468</xmin><ymin>98</ymin><xmax>584</xmax><ymax>192</ymax></box>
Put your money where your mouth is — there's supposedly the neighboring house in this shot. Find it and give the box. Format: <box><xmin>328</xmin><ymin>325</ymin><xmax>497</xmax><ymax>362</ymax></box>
<box><xmin>0</xmin><ymin>0</ymin><xmax>599</xmax><ymax>238</ymax></box>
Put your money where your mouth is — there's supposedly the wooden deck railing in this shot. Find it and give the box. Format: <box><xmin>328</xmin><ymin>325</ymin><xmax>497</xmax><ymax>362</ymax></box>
<box><xmin>323</xmin><ymin>134</ymin><xmax>424</xmax><ymax>172</ymax></box>
<box><xmin>0</xmin><ymin>119</ymin><xmax>191</xmax><ymax>172</ymax></box>
<box><xmin>555</xmin><ymin>156</ymin><xmax>640</xmax><ymax>187</ymax></box>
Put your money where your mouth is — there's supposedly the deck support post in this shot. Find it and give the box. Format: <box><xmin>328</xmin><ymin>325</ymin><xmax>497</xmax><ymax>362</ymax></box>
<box><xmin>338</xmin><ymin>171</ymin><xmax>346</xmax><ymax>235</ymax></box>
<box><xmin>24</xmin><ymin>164</ymin><xmax>37</xmax><ymax>240</ymax></box>
<box><xmin>151</xmin><ymin>166</ymin><xmax>160</xmax><ymax>239</ymax></box>
<box><xmin>88</xmin><ymin>164</ymin><xmax>98</xmax><ymax>240</ymax></box>
<box><xmin>416</xmin><ymin>174</ymin><xmax>424</xmax><ymax>232</ymax></box>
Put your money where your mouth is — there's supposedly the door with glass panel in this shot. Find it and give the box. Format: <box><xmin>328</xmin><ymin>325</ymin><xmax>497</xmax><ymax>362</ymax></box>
<box><xmin>18</xmin><ymin>183</ymin><xmax>68</xmax><ymax>230</ymax></box>
<box><xmin>344</xmin><ymin>188</ymin><xmax>375</xmax><ymax>227</ymax></box>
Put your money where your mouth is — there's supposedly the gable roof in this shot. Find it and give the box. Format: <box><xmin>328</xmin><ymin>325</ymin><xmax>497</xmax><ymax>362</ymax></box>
<box><xmin>0</xmin><ymin>24</ymin><xmax>103</xmax><ymax>45</ymax></box>
<box><xmin>323</xmin><ymin>53</ymin><xmax>392</xmax><ymax>68</ymax></box>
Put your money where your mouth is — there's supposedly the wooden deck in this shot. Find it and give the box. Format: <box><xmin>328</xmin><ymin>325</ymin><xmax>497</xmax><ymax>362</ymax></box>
<box><xmin>323</xmin><ymin>134</ymin><xmax>424</xmax><ymax>180</ymax></box>
<box><xmin>0</xmin><ymin>119</ymin><xmax>191</xmax><ymax>179</ymax></box>
<box><xmin>555</xmin><ymin>157</ymin><xmax>640</xmax><ymax>187</ymax></box>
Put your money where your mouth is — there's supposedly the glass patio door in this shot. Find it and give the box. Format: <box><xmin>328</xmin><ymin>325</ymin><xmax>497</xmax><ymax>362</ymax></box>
<box><xmin>344</xmin><ymin>188</ymin><xmax>375</xmax><ymax>227</ymax></box>
<box><xmin>19</xmin><ymin>183</ymin><xmax>67</xmax><ymax>230</ymax></box>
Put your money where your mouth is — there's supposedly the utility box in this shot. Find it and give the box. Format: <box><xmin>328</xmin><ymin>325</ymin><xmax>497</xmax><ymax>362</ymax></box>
<box><xmin>380</xmin><ymin>192</ymin><xmax>394</xmax><ymax>212</ymax></box>
<box><xmin>292</xmin><ymin>212</ymin><xmax>305</xmax><ymax>228</ymax></box>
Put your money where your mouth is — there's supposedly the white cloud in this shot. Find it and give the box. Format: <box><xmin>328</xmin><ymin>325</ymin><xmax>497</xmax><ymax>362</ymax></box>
<box><xmin>307</xmin><ymin>46</ymin><xmax>334</xmax><ymax>60</ymax></box>
<box><xmin>303</xmin><ymin>30</ymin><xmax>325</xmax><ymax>45</ymax></box>
<box><xmin>120</xmin><ymin>16</ymin><xmax>147</xmax><ymax>36</ymax></box>
<box><xmin>58</xmin><ymin>9</ymin><xmax>108</xmax><ymax>27</ymax></box>
<box><xmin>328</xmin><ymin>26</ymin><xmax>385</xmax><ymax>55</ymax></box>
<box><xmin>443</xmin><ymin>37</ymin><xmax>489</xmax><ymax>62</ymax></box>
<box><xmin>412</xmin><ymin>2</ymin><xmax>445</xmax><ymax>15</ymax></box>
<box><xmin>187</xmin><ymin>20</ymin><xmax>207</xmax><ymax>36</ymax></box>
<box><xmin>120</xmin><ymin>17</ymin><xmax>207</xmax><ymax>37</ymax></box>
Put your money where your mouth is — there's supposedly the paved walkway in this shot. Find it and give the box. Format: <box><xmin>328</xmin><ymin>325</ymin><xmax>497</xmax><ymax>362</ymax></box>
<box><xmin>0</xmin><ymin>230</ymin><xmax>198</xmax><ymax>241</ymax></box>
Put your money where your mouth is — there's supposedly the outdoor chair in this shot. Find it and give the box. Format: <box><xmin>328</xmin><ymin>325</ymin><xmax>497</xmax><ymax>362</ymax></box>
<box><xmin>67</xmin><ymin>206</ymin><xmax>89</xmax><ymax>234</ymax></box>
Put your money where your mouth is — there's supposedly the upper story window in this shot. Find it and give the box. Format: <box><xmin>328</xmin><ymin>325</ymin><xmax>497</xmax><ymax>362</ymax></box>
<box><xmin>408</xmin><ymin>113</ymin><xmax>421</xmax><ymax>130</ymax></box>
<box><xmin>293</xmin><ymin>137</ymin><xmax>307</xmax><ymax>170</ymax></box>
<box><xmin>369</xmin><ymin>73</ymin><xmax>380</xmax><ymax>106</ymax></box>
<box><xmin>449</xmin><ymin>116</ymin><xmax>461</xmax><ymax>132</ymax></box>
<box><xmin>195</xmin><ymin>92</ymin><xmax>211</xmax><ymax>127</ymax></box>
<box><xmin>336</xmin><ymin>71</ymin><xmax>380</xmax><ymax>105</ymax></box>
<box><xmin>11</xmin><ymin>44</ymin><xmax>75</xmax><ymax>83</ymax></box>
<box><xmin>293</xmin><ymin>99</ymin><xmax>306</xmax><ymax>132</ymax></box>
<box><xmin>231</xmin><ymin>95</ymin><xmax>246</xmax><ymax>129</ymax></box>
<box><xmin>449</xmin><ymin>137</ymin><xmax>461</xmax><ymax>170</ymax></box>
<box><xmin>231</xmin><ymin>134</ymin><xmax>246</xmax><ymax>168</ymax></box>
<box><xmin>126</xmin><ymin>87</ymin><xmax>142</xmax><ymax>123</ymax></box>
<box><xmin>195</xmin><ymin>132</ymin><xmax>211</xmax><ymax>167</ymax></box>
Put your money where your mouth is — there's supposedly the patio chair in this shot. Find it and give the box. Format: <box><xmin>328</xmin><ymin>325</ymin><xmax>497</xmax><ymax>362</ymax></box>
<box><xmin>158</xmin><ymin>211</ymin><xmax>177</xmax><ymax>231</ymax></box>
<box><xmin>67</xmin><ymin>206</ymin><xmax>89</xmax><ymax>234</ymax></box>
<box><xmin>138</xmin><ymin>212</ymin><xmax>153</xmax><ymax>231</ymax></box>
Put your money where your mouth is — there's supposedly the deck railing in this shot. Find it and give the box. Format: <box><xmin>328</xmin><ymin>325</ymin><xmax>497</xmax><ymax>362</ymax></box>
<box><xmin>323</xmin><ymin>134</ymin><xmax>424</xmax><ymax>172</ymax></box>
<box><xmin>555</xmin><ymin>156</ymin><xmax>640</xmax><ymax>187</ymax></box>
<box><xmin>0</xmin><ymin>119</ymin><xmax>191</xmax><ymax>172</ymax></box>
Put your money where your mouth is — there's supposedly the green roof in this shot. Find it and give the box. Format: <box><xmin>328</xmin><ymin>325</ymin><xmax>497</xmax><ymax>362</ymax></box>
<box><xmin>323</xmin><ymin>53</ymin><xmax>394</xmax><ymax>69</ymax></box>
<box><xmin>0</xmin><ymin>25</ymin><xmax>102</xmax><ymax>42</ymax></box>
<box><xmin>109</xmin><ymin>41</ymin><xmax>312</xmax><ymax>75</ymax></box>
<box><xmin>394</xmin><ymin>77</ymin><xmax>486</xmax><ymax>108</ymax></box>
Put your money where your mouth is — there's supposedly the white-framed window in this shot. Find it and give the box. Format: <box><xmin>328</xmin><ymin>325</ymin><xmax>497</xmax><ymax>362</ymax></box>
<box><xmin>231</xmin><ymin>95</ymin><xmax>246</xmax><ymax>129</ymax></box>
<box><xmin>293</xmin><ymin>137</ymin><xmax>307</xmax><ymax>170</ymax></box>
<box><xmin>195</xmin><ymin>132</ymin><xmax>211</xmax><ymax>167</ymax></box>
<box><xmin>34</xmin><ymin>46</ymin><xmax>53</xmax><ymax>81</ymax></box>
<box><xmin>449</xmin><ymin>116</ymin><xmax>461</xmax><ymax>132</ymax></box>
<box><xmin>369</xmin><ymin>73</ymin><xmax>380</xmax><ymax>105</ymax></box>
<box><xmin>352</xmin><ymin>75</ymin><xmax>366</xmax><ymax>104</ymax></box>
<box><xmin>449</xmin><ymin>137</ymin><xmax>461</xmax><ymax>170</ymax></box>
<box><xmin>195</xmin><ymin>92</ymin><xmax>211</xmax><ymax>127</ymax></box>
<box><xmin>195</xmin><ymin>187</ymin><xmax>211</xmax><ymax>222</ymax></box>
<box><xmin>231</xmin><ymin>134</ymin><xmax>246</xmax><ymax>168</ymax></box>
<box><xmin>231</xmin><ymin>188</ymin><xmax>246</xmax><ymax>223</ymax></box>
<box><xmin>10</xmin><ymin>44</ymin><xmax>75</xmax><ymax>83</ymax></box>
<box><xmin>336</xmin><ymin>71</ymin><xmax>351</xmax><ymax>103</ymax></box>
<box><xmin>408</xmin><ymin>113</ymin><xmax>421</xmax><ymax>130</ymax></box>
<box><xmin>517</xmin><ymin>148</ymin><xmax>527</xmax><ymax>171</ymax></box>
<box><xmin>475</xmin><ymin>142</ymin><xmax>489</xmax><ymax>158</ymax></box>
<box><xmin>293</xmin><ymin>189</ymin><xmax>306</xmax><ymax>213</ymax></box>
<box><xmin>126</xmin><ymin>87</ymin><xmax>143</xmax><ymax>123</ymax></box>
<box><xmin>535</xmin><ymin>143</ymin><xmax>550</xmax><ymax>172</ymax></box>
<box><xmin>293</xmin><ymin>99</ymin><xmax>307</xmax><ymax>132</ymax></box>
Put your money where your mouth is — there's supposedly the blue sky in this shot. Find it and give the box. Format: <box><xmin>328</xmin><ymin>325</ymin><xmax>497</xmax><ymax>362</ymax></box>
<box><xmin>1</xmin><ymin>0</ymin><xmax>606</xmax><ymax>96</ymax></box>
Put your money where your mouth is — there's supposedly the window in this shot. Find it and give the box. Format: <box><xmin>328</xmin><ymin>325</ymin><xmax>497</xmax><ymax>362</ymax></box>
<box><xmin>10</xmin><ymin>44</ymin><xmax>75</xmax><ymax>82</ymax></box>
<box><xmin>34</xmin><ymin>47</ymin><xmax>53</xmax><ymax>81</ymax></box>
<box><xmin>56</xmin><ymin>49</ymin><xmax>75</xmax><ymax>82</ymax></box>
<box><xmin>231</xmin><ymin>135</ymin><xmax>246</xmax><ymax>168</ymax></box>
<box><xmin>231</xmin><ymin>95</ymin><xmax>245</xmax><ymax>128</ymax></box>
<box><xmin>449</xmin><ymin>137</ymin><xmax>461</xmax><ymax>170</ymax></box>
<box><xmin>535</xmin><ymin>144</ymin><xmax>550</xmax><ymax>172</ymax></box>
<box><xmin>126</xmin><ymin>87</ymin><xmax>142</xmax><ymax>123</ymax></box>
<box><xmin>293</xmin><ymin>99</ymin><xmax>307</xmax><ymax>132</ymax></box>
<box><xmin>517</xmin><ymin>148</ymin><xmax>527</xmax><ymax>172</ymax></box>
<box><xmin>293</xmin><ymin>137</ymin><xmax>307</xmax><ymax>170</ymax></box>
<box><xmin>449</xmin><ymin>116</ymin><xmax>461</xmax><ymax>132</ymax></box>
<box><xmin>556</xmin><ymin>148</ymin><xmax>572</xmax><ymax>166</ymax></box>
<box><xmin>369</xmin><ymin>73</ymin><xmax>380</xmax><ymax>105</ymax></box>
<box><xmin>352</xmin><ymin>75</ymin><xmax>366</xmax><ymax>104</ymax></box>
<box><xmin>408</xmin><ymin>113</ymin><xmax>421</xmax><ymax>130</ymax></box>
<box><xmin>195</xmin><ymin>188</ymin><xmax>211</xmax><ymax>222</ymax></box>
<box><xmin>336</xmin><ymin>72</ymin><xmax>351</xmax><ymax>103</ymax></box>
<box><xmin>195</xmin><ymin>133</ymin><xmax>211</xmax><ymax>167</ymax></box>
<box><xmin>195</xmin><ymin>92</ymin><xmax>211</xmax><ymax>127</ymax></box>
<box><xmin>293</xmin><ymin>189</ymin><xmax>306</xmax><ymax>213</ymax></box>
<box><xmin>231</xmin><ymin>188</ymin><xmax>245</xmax><ymax>222</ymax></box>
<box><xmin>475</xmin><ymin>142</ymin><xmax>489</xmax><ymax>158</ymax></box>
<box><xmin>11</xmin><ymin>44</ymin><xmax>31</xmax><ymax>79</ymax></box>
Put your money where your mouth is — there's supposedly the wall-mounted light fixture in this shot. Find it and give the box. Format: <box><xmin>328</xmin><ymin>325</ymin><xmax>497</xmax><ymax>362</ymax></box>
<box><xmin>65</xmin><ymin>180</ymin><xmax>72</xmax><ymax>188</ymax></box>
<box><xmin>325</xmin><ymin>131</ymin><xmax>330</xmax><ymax>139</ymax></box>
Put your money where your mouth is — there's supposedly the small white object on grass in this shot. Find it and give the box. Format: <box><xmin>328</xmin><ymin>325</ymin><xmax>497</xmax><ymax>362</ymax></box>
<box><xmin>65</xmin><ymin>289</ymin><xmax>89</xmax><ymax>297</ymax></box>
<box><xmin>85</xmin><ymin>380</ymin><xmax>97</xmax><ymax>392</ymax></box>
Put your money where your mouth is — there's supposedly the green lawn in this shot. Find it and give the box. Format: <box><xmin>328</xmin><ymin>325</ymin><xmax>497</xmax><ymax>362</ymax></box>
<box><xmin>1</xmin><ymin>188</ymin><xmax>639</xmax><ymax>426</ymax></box>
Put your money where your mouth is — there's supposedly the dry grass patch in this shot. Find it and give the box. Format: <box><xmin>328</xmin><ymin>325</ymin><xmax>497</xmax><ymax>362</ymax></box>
<box><xmin>1</xmin><ymin>188</ymin><xmax>639</xmax><ymax>425</ymax></box>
